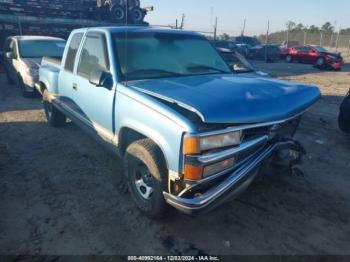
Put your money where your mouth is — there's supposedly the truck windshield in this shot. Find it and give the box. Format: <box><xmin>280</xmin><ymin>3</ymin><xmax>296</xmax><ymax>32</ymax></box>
<box><xmin>113</xmin><ymin>32</ymin><xmax>231</xmax><ymax>81</ymax></box>
<box><xmin>18</xmin><ymin>40</ymin><xmax>66</xmax><ymax>58</ymax></box>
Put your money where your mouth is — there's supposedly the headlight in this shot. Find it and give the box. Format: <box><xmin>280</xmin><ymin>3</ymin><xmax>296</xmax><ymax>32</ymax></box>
<box><xmin>183</xmin><ymin>131</ymin><xmax>242</xmax><ymax>155</ymax></box>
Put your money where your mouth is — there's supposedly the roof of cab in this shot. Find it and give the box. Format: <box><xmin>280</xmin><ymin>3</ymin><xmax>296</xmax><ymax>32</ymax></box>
<box><xmin>72</xmin><ymin>26</ymin><xmax>202</xmax><ymax>36</ymax></box>
<box><xmin>10</xmin><ymin>35</ymin><xmax>65</xmax><ymax>41</ymax></box>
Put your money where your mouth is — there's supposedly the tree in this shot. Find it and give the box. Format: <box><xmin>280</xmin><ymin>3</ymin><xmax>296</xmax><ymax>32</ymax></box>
<box><xmin>340</xmin><ymin>28</ymin><xmax>350</xmax><ymax>34</ymax></box>
<box><xmin>308</xmin><ymin>25</ymin><xmax>320</xmax><ymax>33</ymax></box>
<box><xmin>217</xmin><ymin>33</ymin><xmax>230</xmax><ymax>41</ymax></box>
<box><xmin>295</xmin><ymin>23</ymin><xmax>305</xmax><ymax>31</ymax></box>
<box><xmin>321</xmin><ymin>22</ymin><xmax>334</xmax><ymax>33</ymax></box>
<box><xmin>286</xmin><ymin>21</ymin><xmax>296</xmax><ymax>30</ymax></box>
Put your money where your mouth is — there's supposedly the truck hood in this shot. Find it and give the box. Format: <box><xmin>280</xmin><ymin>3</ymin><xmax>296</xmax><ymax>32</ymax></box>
<box><xmin>129</xmin><ymin>74</ymin><xmax>321</xmax><ymax>124</ymax></box>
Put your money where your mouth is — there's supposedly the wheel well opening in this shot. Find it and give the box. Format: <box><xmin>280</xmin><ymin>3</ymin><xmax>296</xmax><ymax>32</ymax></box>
<box><xmin>119</xmin><ymin>127</ymin><xmax>147</xmax><ymax>156</ymax></box>
<box><xmin>39</xmin><ymin>81</ymin><xmax>47</xmax><ymax>94</ymax></box>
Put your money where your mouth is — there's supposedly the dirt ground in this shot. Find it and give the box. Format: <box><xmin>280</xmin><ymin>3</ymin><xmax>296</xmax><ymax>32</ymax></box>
<box><xmin>0</xmin><ymin>61</ymin><xmax>350</xmax><ymax>256</ymax></box>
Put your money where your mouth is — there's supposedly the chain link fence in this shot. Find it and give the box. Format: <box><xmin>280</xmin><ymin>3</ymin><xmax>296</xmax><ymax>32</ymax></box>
<box><xmin>258</xmin><ymin>30</ymin><xmax>350</xmax><ymax>58</ymax></box>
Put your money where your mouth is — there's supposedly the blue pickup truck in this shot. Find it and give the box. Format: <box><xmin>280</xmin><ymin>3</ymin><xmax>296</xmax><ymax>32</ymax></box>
<box><xmin>37</xmin><ymin>26</ymin><xmax>320</xmax><ymax>218</ymax></box>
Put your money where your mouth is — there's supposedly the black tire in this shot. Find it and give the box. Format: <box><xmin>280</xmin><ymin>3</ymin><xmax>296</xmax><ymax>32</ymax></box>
<box><xmin>4</xmin><ymin>69</ymin><xmax>14</xmax><ymax>85</ymax></box>
<box><xmin>18</xmin><ymin>76</ymin><xmax>32</xmax><ymax>98</ymax></box>
<box><xmin>285</xmin><ymin>55</ymin><xmax>293</xmax><ymax>63</ymax></box>
<box><xmin>113</xmin><ymin>0</ymin><xmax>124</xmax><ymax>6</ymax></box>
<box><xmin>338</xmin><ymin>92</ymin><xmax>350</xmax><ymax>133</ymax></box>
<box><xmin>128</xmin><ymin>7</ymin><xmax>145</xmax><ymax>24</ymax></box>
<box><xmin>316</xmin><ymin>57</ymin><xmax>325</xmax><ymax>67</ymax></box>
<box><xmin>43</xmin><ymin>90</ymin><xmax>66</xmax><ymax>127</ymax></box>
<box><xmin>110</xmin><ymin>4</ymin><xmax>126</xmax><ymax>23</ymax></box>
<box><xmin>124</xmin><ymin>139</ymin><xmax>168</xmax><ymax>218</ymax></box>
<box><xmin>127</xmin><ymin>0</ymin><xmax>140</xmax><ymax>8</ymax></box>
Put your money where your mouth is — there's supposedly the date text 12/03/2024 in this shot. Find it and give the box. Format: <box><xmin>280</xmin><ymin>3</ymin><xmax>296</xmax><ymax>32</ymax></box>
<box><xmin>127</xmin><ymin>256</ymin><xmax>220</xmax><ymax>261</ymax></box>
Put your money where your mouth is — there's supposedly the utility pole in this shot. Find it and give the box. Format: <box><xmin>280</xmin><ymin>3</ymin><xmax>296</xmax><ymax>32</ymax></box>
<box><xmin>213</xmin><ymin>16</ymin><xmax>218</xmax><ymax>40</ymax></box>
<box><xmin>347</xmin><ymin>34</ymin><xmax>350</xmax><ymax>58</ymax></box>
<box><xmin>180</xmin><ymin>14</ymin><xmax>185</xmax><ymax>30</ymax></box>
<box><xmin>335</xmin><ymin>28</ymin><xmax>340</xmax><ymax>52</ymax></box>
<box><xmin>241</xmin><ymin>19</ymin><xmax>246</xmax><ymax>36</ymax></box>
<box><xmin>175</xmin><ymin>19</ymin><xmax>178</xmax><ymax>29</ymax></box>
<box><xmin>286</xmin><ymin>24</ymin><xmax>289</xmax><ymax>47</ymax></box>
<box><xmin>265</xmin><ymin>20</ymin><xmax>270</xmax><ymax>62</ymax></box>
<box><xmin>17</xmin><ymin>16</ymin><xmax>22</xmax><ymax>35</ymax></box>
<box><xmin>304</xmin><ymin>31</ymin><xmax>307</xmax><ymax>45</ymax></box>
<box><xmin>320</xmin><ymin>30</ymin><xmax>323</xmax><ymax>46</ymax></box>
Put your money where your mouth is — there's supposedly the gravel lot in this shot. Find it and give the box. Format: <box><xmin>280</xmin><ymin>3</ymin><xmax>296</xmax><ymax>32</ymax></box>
<box><xmin>1</xmin><ymin>62</ymin><xmax>350</xmax><ymax>256</ymax></box>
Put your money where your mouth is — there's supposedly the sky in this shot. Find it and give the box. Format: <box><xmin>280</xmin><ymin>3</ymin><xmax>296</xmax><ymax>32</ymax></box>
<box><xmin>142</xmin><ymin>0</ymin><xmax>350</xmax><ymax>36</ymax></box>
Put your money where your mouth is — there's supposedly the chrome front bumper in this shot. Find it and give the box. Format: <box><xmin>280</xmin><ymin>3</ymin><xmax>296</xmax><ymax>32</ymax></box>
<box><xmin>163</xmin><ymin>139</ymin><xmax>302</xmax><ymax>215</ymax></box>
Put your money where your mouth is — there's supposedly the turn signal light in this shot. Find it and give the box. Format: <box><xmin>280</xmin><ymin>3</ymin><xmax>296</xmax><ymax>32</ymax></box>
<box><xmin>183</xmin><ymin>136</ymin><xmax>200</xmax><ymax>155</ymax></box>
<box><xmin>184</xmin><ymin>164</ymin><xmax>203</xmax><ymax>180</ymax></box>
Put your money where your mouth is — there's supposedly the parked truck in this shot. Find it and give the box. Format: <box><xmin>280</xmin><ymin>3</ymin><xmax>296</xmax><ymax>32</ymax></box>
<box><xmin>37</xmin><ymin>26</ymin><xmax>321</xmax><ymax>218</ymax></box>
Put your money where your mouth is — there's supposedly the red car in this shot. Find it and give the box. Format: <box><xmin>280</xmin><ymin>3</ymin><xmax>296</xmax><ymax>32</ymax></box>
<box><xmin>281</xmin><ymin>45</ymin><xmax>344</xmax><ymax>70</ymax></box>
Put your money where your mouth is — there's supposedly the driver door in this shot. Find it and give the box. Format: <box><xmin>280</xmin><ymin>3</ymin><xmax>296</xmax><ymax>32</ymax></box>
<box><xmin>73</xmin><ymin>32</ymin><xmax>116</xmax><ymax>142</ymax></box>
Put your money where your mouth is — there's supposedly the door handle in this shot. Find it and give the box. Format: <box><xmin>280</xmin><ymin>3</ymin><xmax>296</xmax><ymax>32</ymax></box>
<box><xmin>73</xmin><ymin>83</ymin><xmax>78</xmax><ymax>91</ymax></box>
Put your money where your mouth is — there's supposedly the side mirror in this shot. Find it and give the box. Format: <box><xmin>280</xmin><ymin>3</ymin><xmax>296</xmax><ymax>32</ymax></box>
<box><xmin>5</xmin><ymin>52</ymin><xmax>16</xmax><ymax>59</ymax></box>
<box><xmin>89</xmin><ymin>69</ymin><xmax>112</xmax><ymax>89</ymax></box>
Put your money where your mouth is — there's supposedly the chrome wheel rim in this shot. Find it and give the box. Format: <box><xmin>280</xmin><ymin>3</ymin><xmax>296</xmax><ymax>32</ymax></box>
<box><xmin>317</xmin><ymin>58</ymin><xmax>324</xmax><ymax>66</ymax></box>
<box><xmin>134</xmin><ymin>164</ymin><xmax>154</xmax><ymax>200</ymax></box>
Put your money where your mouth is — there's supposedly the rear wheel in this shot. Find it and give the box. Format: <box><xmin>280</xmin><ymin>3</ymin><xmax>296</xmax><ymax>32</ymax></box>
<box><xmin>18</xmin><ymin>76</ymin><xmax>32</xmax><ymax>98</ymax></box>
<box><xmin>128</xmin><ymin>7</ymin><xmax>145</xmax><ymax>24</ymax></box>
<box><xmin>43</xmin><ymin>90</ymin><xmax>66</xmax><ymax>127</ymax></box>
<box><xmin>285</xmin><ymin>55</ymin><xmax>293</xmax><ymax>63</ymax></box>
<box><xmin>316</xmin><ymin>57</ymin><xmax>325</xmax><ymax>67</ymax></box>
<box><xmin>110</xmin><ymin>4</ymin><xmax>126</xmax><ymax>23</ymax></box>
<box><xmin>339</xmin><ymin>94</ymin><xmax>350</xmax><ymax>133</ymax></box>
<box><xmin>123</xmin><ymin>139</ymin><xmax>168</xmax><ymax>218</ymax></box>
<box><xmin>4</xmin><ymin>69</ymin><xmax>14</xmax><ymax>85</ymax></box>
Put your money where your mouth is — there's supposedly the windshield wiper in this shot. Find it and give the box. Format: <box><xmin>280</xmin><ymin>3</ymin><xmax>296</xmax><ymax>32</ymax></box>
<box><xmin>187</xmin><ymin>64</ymin><xmax>228</xmax><ymax>74</ymax></box>
<box><xmin>126</xmin><ymin>69</ymin><xmax>184</xmax><ymax>78</ymax></box>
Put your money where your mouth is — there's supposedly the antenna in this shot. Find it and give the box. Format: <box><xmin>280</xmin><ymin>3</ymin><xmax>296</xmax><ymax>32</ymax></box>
<box><xmin>124</xmin><ymin>0</ymin><xmax>128</xmax><ymax>86</ymax></box>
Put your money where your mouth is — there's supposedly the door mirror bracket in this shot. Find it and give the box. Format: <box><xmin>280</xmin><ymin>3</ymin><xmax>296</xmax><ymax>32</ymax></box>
<box><xmin>5</xmin><ymin>52</ymin><xmax>16</xmax><ymax>59</ymax></box>
<box><xmin>89</xmin><ymin>69</ymin><xmax>112</xmax><ymax>89</ymax></box>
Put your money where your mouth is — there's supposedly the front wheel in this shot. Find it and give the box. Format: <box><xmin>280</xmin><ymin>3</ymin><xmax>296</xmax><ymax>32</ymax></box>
<box><xmin>124</xmin><ymin>139</ymin><xmax>168</xmax><ymax>218</ymax></box>
<box><xmin>43</xmin><ymin>90</ymin><xmax>66</xmax><ymax>127</ymax></box>
<box><xmin>285</xmin><ymin>55</ymin><xmax>293</xmax><ymax>63</ymax></box>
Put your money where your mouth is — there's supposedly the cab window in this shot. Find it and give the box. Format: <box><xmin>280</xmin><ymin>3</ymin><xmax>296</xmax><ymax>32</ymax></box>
<box><xmin>64</xmin><ymin>33</ymin><xmax>83</xmax><ymax>72</ymax></box>
<box><xmin>77</xmin><ymin>33</ymin><xmax>109</xmax><ymax>78</ymax></box>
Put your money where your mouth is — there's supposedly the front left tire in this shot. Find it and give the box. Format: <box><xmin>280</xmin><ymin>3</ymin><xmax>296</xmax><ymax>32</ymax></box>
<box><xmin>123</xmin><ymin>139</ymin><xmax>168</xmax><ymax>219</ymax></box>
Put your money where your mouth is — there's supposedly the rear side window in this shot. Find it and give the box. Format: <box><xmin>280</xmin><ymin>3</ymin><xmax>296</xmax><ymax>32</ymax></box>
<box><xmin>64</xmin><ymin>33</ymin><xmax>83</xmax><ymax>72</ymax></box>
<box><xmin>77</xmin><ymin>34</ymin><xmax>109</xmax><ymax>78</ymax></box>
